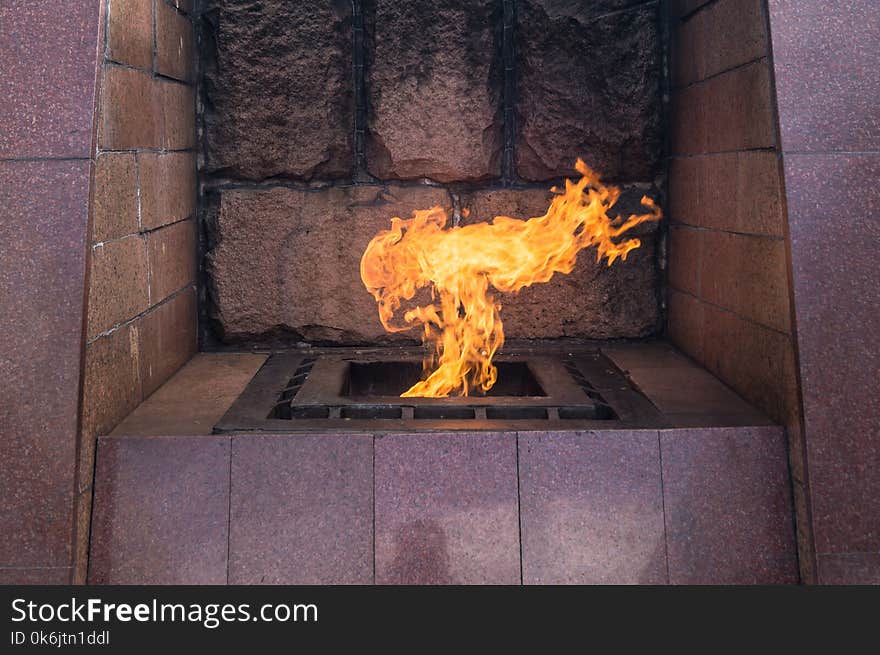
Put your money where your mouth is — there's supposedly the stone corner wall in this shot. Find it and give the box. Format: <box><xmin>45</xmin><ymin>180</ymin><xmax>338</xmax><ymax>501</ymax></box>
<box><xmin>198</xmin><ymin>0</ymin><xmax>665</xmax><ymax>346</ymax></box>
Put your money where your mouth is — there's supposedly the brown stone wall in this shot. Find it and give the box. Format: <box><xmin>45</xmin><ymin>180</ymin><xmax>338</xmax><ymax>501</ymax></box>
<box><xmin>200</xmin><ymin>0</ymin><xmax>665</xmax><ymax>346</ymax></box>
<box><xmin>76</xmin><ymin>0</ymin><xmax>199</xmax><ymax>582</ymax></box>
<box><xmin>666</xmin><ymin>0</ymin><xmax>808</xmax><ymax>580</ymax></box>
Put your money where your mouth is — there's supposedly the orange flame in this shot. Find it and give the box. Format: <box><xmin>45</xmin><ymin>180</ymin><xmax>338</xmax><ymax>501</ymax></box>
<box><xmin>360</xmin><ymin>159</ymin><xmax>662</xmax><ymax>397</ymax></box>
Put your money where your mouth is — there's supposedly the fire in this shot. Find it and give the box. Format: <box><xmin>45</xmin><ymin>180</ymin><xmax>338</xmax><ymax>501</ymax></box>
<box><xmin>360</xmin><ymin>159</ymin><xmax>662</xmax><ymax>397</ymax></box>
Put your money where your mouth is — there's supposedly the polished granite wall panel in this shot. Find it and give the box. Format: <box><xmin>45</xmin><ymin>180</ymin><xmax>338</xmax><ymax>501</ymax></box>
<box><xmin>781</xmin><ymin>153</ymin><xmax>880</xmax><ymax>557</ymax></box>
<box><xmin>768</xmin><ymin>0</ymin><xmax>880</xmax><ymax>153</ymax></box>
<box><xmin>229</xmin><ymin>435</ymin><xmax>373</xmax><ymax>584</ymax></box>
<box><xmin>374</xmin><ymin>432</ymin><xmax>520</xmax><ymax>584</ymax></box>
<box><xmin>0</xmin><ymin>160</ymin><xmax>93</xmax><ymax>573</ymax></box>
<box><xmin>519</xmin><ymin>431</ymin><xmax>666</xmax><ymax>584</ymax></box>
<box><xmin>0</xmin><ymin>1</ymin><xmax>103</xmax><ymax>584</ymax></box>
<box><xmin>88</xmin><ymin>436</ymin><xmax>230</xmax><ymax>585</ymax></box>
<box><xmin>768</xmin><ymin>0</ymin><xmax>880</xmax><ymax>583</ymax></box>
<box><xmin>817</xmin><ymin>553</ymin><xmax>880</xmax><ymax>585</ymax></box>
<box><xmin>666</xmin><ymin>0</ymin><xmax>808</xmax><ymax>578</ymax></box>
<box><xmin>0</xmin><ymin>1</ymin><xmax>101</xmax><ymax>157</ymax></box>
<box><xmin>660</xmin><ymin>427</ymin><xmax>798</xmax><ymax>584</ymax></box>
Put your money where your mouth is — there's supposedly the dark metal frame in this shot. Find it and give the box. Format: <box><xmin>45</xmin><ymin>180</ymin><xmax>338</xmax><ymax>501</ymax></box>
<box><xmin>214</xmin><ymin>346</ymin><xmax>665</xmax><ymax>433</ymax></box>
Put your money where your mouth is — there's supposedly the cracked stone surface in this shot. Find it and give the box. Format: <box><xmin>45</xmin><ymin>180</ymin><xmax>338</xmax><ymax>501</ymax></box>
<box><xmin>202</xmin><ymin>0</ymin><xmax>354</xmax><ymax>181</ymax></box>
<box><xmin>515</xmin><ymin>1</ymin><xmax>663</xmax><ymax>182</ymax></box>
<box><xmin>364</xmin><ymin>0</ymin><xmax>504</xmax><ymax>182</ymax></box>
<box><xmin>206</xmin><ymin>183</ymin><xmax>660</xmax><ymax>345</ymax></box>
<box><xmin>205</xmin><ymin>185</ymin><xmax>452</xmax><ymax>343</ymax></box>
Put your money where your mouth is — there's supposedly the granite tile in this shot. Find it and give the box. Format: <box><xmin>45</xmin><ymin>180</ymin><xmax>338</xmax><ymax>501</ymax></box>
<box><xmin>671</xmin><ymin>62</ymin><xmax>775</xmax><ymax>156</ymax></box>
<box><xmin>672</xmin><ymin>0</ymin><xmax>767</xmax><ymax>87</ymax></box>
<box><xmin>670</xmin><ymin>10</ymin><xmax>698</xmax><ymax>88</ymax></box>
<box><xmin>661</xmin><ymin>427</ymin><xmax>798</xmax><ymax>584</ymax></box>
<box><xmin>703</xmin><ymin>60</ymin><xmax>775</xmax><ymax>153</ymax></box>
<box><xmin>0</xmin><ymin>568</ymin><xmax>72</xmax><ymax>585</ymax></box>
<box><xmin>162</xmin><ymin>81</ymin><xmax>195</xmax><ymax>150</ymax></box>
<box><xmin>702</xmin><ymin>302</ymin><xmax>799</xmax><ymax>427</ymax></box>
<box><xmin>92</xmin><ymin>153</ymin><xmax>139</xmax><ymax>242</ymax></box>
<box><xmin>112</xmin><ymin>353</ymin><xmax>267</xmax><ymax>437</ymax></box>
<box><xmin>229</xmin><ymin>435</ymin><xmax>373</xmax><ymax>584</ymax></box>
<box><xmin>0</xmin><ymin>1</ymin><xmax>101</xmax><ymax>157</ymax></box>
<box><xmin>817</xmin><ymin>553</ymin><xmax>880</xmax><ymax>585</ymax></box>
<box><xmin>86</xmin><ymin>235</ymin><xmax>149</xmax><ymax>338</ymax></box>
<box><xmin>600</xmin><ymin>340</ymin><xmax>692</xmax><ymax>372</ymax></box>
<box><xmin>98</xmin><ymin>66</ymin><xmax>163</xmax><ymax>150</ymax></box>
<box><xmin>519</xmin><ymin>430</ymin><xmax>666</xmax><ymax>584</ymax></box>
<box><xmin>676</xmin><ymin>151</ymin><xmax>786</xmax><ymax>237</ymax></box>
<box><xmin>625</xmin><ymin>366</ymin><xmax>763</xmax><ymax>417</ymax></box>
<box><xmin>700</xmin><ymin>230</ymin><xmax>791</xmax><ymax>333</ymax></box>
<box><xmin>0</xmin><ymin>160</ymin><xmax>90</xmax><ymax>567</ymax></box>
<box><xmin>156</xmin><ymin>0</ymin><xmax>193</xmax><ymax>82</ymax></box>
<box><xmin>784</xmin><ymin>153</ymin><xmax>880</xmax><ymax>554</ymax></box>
<box><xmin>699</xmin><ymin>0</ymin><xmax>767</xmax><ymax>83</ymax></box>
<box><xmin>89</xmin><ymin>436</ymin><xmax>230</xmax><ymax>584</ymax></box>
<box><xmin>768</xmin><ymin>0</ymin><xmax>880</xmax><ymax>152</ymax></box>
<box><xmin>107</xmin><ymin>0</ymin><xmax>154</xmax><ymax>70</ymax></box>
<box><xmin>664</xmin><ymin>413</ymin><xmax>774</xmax><ymax>428</ymax></box>
<box><xmin>668</xmin><ymin>156</ymin><xmax>701</xmax><ymax>226</ymax></box>
<box><xmin>667</xmin><ymin>289</ymin><xmax>705</xmax><ymax>363</ymax></box>
<box><xmin>375</xmin><ymin>432</ymin><xmax>519</xmax><ymax>584</ymax></box>
<box><xmin>670</xmin><ymin>81</ymin><xmax>704</xmax><ymax>155</ymax></box>
<box><xmin>703</xmin><ymin>151</ymin><xmax>785</xmax><ymax>237</ymax></box>
<box><xmin>138</xmin><ymin>151</ymin><xmax>196</xmax><ymax>230</ymax></box>
<box><xmin>138</xmin><ymin>286</ymin><xmax>197</xmax><ymax>398</ymax></box>
<box><xmin>668</xmin><ymin>223</ymin><xmax>702</xmax><ymax>296</ymax></box>
<box><xmin>80</xmin><ymin>325</ymin><xmax>143</xmax><ymax>493</ymax></box>
<box><xmin>146</xmin><ymin>219</ymin><xmax>196</xmax><ymax>303</ymax></box>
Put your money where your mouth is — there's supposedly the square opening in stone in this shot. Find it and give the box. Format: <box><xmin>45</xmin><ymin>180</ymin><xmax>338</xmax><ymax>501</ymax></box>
<box><xmin>342</xmin><ymin>361</ymin><xmax>546</xmax><ymax>397</ymax></box>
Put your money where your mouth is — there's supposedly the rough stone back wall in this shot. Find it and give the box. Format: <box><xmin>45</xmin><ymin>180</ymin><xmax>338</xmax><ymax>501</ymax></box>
<box><xmin>665</xmin><ymin>0</ymin><xmax>808</xmax><ymax>579</ymax></box>
<box><xmin>75</xmin><ymin>0</ymin><xmax>199</xmax><ymax>582</ymax></box>
<box><xmin>199</xmin><ymin>0</ymin><xmax>665</xmax><ymax>346</ymax></box>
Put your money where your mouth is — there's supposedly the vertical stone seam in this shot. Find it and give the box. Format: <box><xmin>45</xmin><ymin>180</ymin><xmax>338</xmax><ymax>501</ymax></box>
<box><xmin>352</xmin><ymin>0</ymin><xmax>367</xmax><ymax>177</ymax></box>
<box><xmin>501</xmin><ymin>0</ymin><xmax>517</xmax><ymax>185</ymax></box>
<box><xmin>656</xmin><ymin>430</ymin><xmax>672</xmax><ymax>583</ymax></box>
<box><xmin>759</xmin><ymin>0</ymin><xmax>814</xmax><ymax>585</ymax></box>
<box><xmin>515</xmin><ymin>432</ymin><xmax>524</xmax><ymax>584</ymax></box>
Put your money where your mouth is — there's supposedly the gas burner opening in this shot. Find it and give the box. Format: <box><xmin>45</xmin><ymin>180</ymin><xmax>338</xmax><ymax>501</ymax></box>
<box><xmin>342</xmin><ymin>361</ymin><xmax>546</xmax><ymax>398</ymax></box>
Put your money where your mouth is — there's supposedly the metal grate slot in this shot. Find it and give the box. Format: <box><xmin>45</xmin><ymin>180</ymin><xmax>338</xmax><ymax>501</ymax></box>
<box><xmin>340</xmin><ymin>405</ymin><xmax>403</xmax><ymax>419</ymax></box>
<box><xmin>413</xmin><ymin>406</ymin><xmax>477</xmax><ymax>420</ymax></box>
<box><xmin>485</xmin><ymin>406</ymin><xmax>549</xmax><ymax>420</ymax></box>
<box><xmin>290</xmin><ymin>406</ymin><xmax>331</xmax><ymax>419</ymax></box>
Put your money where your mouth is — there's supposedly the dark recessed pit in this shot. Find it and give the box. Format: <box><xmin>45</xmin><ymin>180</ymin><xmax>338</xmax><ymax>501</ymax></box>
<box><xmin>342</xmin><ymin>361</ymin><xmax>546</xmax><ymax>397</ymax></box>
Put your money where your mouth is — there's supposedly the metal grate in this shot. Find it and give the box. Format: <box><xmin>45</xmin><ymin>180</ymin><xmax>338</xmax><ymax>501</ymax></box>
<box><xmin>270</xmin><ymin>357</ymin><xmax>614</xmax><ymax>422</ymax></box>
<box><xmin>214</xmin><ymin>349</ymin><xmax>665</xmax><ymax>432</ymax></box>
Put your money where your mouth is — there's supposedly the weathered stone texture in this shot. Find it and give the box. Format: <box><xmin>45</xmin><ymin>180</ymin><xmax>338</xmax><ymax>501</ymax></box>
<box><xmin>202</xmin><ymin>1</ymin><xmax>354</xmax><ymax>180</ymax></box>
<box><xmin>207</xmin><ymin>182</ymin><xmax>659</xmax><ymax>344</ymax></box>
<box><xmin>206</xmin><ymin>185</ymin><xmax>451</xmax><ymax>343</ymax></box>
<box><xmin>459</xmin><ymin>186</ymin><xmax>661</xmax><ymax>339</ymax></box>
<box><xmin>365</xmin><ymin>0</ymin><xmax>503</xmax><ymax>182</ymax></box>
<box><xmin>515</xmin><ymin>2</ymin><xmax>662</xmax><ymax>182</ymax></box>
